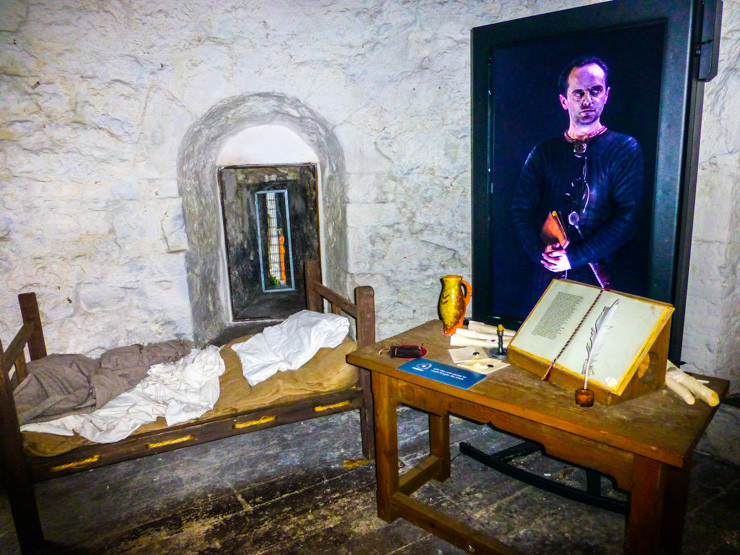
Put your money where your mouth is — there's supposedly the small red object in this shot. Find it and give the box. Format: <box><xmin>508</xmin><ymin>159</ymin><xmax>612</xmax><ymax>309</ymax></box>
<box><xmin>389</xmin><ymin>345</ymin><xmax>427</xmax><ymax>359</ymax></box>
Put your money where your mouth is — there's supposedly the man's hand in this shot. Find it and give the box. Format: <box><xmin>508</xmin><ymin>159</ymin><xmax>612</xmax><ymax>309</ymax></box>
<box><xmin>541</xmin><ymin>243</ymin><xmax>572</xmax><ymax>272</ymax></box>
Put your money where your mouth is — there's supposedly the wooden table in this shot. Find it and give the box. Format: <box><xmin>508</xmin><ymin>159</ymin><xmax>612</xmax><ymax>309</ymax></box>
<box><xmin>347</xmin><ymin>320</ymin><xmax>729</xmax><ymax>554</ymax></box>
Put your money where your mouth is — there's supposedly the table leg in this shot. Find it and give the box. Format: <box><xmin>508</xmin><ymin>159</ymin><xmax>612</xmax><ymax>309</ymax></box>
<box><xmin>429</xmin><ymin>411</ymin><xmax>451</xmax><ymax>481</ymax></box>
<box><xmin>659</xmin><ymin>454</ymin><xmax>692</xmax><ymax>553</ymax></box>
<box><xmin>625</xmin><ymin>454</ymin><xmax>666</xmax><ymax>554</ymax></box>
<box><xmin>372</xmin><ymin>373</ymin><xmax>400</xmax><ymax>522</ymax></box>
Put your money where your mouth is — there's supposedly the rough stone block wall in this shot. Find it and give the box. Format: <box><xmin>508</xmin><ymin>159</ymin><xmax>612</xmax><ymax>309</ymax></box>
<box><xmin>681</xmin><ymin>0</ymin><xmax>740</xmax><ymax>388</ymax></box>
<box><xmin>0</xmin><ymin>0</ymin><xmax>738</xmax><ymax>393</ymax></box>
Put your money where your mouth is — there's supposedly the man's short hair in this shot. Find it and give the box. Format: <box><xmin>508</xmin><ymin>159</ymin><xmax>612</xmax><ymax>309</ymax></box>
<box><xmin>558</xmin><ymin>55</ymin><xmax>609</xmax><ymax>96</ymax></box>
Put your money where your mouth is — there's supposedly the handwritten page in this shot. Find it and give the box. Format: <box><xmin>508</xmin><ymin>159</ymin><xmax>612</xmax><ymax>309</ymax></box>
<box><xmin>509</xmin><ymin>280</ymin><xmax>670</xmax><ymax>393</ymax></box>
<box><xmin>512</xmin><ymin>282</ymin><xmax>599</xmax><ymax>361</ymax></box>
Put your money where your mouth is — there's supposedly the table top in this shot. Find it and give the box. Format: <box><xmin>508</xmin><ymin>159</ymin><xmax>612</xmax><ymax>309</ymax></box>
<box><xmin>347</xmin><ymin>320</ymin><xmax>729</xmax><ymax>467</ymax></box>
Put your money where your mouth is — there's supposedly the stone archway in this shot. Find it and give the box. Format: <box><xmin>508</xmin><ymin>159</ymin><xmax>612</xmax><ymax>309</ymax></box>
<box><xmin>177</xmin><ymin>93</ymin><xmax>348</xmax><ymax>345</ymax></box>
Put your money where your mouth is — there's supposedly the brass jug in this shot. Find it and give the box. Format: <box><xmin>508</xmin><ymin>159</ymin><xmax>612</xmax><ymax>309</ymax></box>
<box><xmin>439</xmin><ymin>275</ymin><xmax>472</xmax><ymax>336</ymax></box>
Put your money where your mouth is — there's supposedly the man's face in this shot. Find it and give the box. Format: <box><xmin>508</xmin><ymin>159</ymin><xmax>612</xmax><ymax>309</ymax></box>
<box><xmin>559</xmin><ymin>63</ymin><xmax>610</xmax><ymax>127</ymax></box>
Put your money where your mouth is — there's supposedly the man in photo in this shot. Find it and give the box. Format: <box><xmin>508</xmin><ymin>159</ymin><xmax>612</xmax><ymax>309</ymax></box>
<box><xmin>510</xmin><ymin>55</ymin><xmax>644</xmax><ymax>309</ymax></box>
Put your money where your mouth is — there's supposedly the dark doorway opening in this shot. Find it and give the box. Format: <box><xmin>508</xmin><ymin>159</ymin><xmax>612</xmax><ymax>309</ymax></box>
<box><xmin>219</xmin><ymin>164</ymin><xmax>320</xmax><ymax>322</ymax></box>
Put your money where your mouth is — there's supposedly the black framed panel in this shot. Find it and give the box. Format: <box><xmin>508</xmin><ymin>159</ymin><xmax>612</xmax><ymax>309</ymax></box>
<box><xmin>471</xmin><ymin>0</ymin><xmax>713</xmax><ymax>362</ymax></box>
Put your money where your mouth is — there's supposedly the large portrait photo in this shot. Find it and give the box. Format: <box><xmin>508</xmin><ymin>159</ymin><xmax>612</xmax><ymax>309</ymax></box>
<box><xmin>471</xmin><ymin>1</ymin><xmax>707</xmax><ymax>360</ymax></box>
<box><xmin>491</xmin><ymin>26</ymin><xmax>663</xmax><ymax>318</ymax></box>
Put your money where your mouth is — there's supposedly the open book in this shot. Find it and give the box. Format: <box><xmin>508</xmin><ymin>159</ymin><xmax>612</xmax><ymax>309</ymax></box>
<box><xmin>508</xmin><ymin>280</ymin><xmax>673</xmax><ymax>398</ymax></box>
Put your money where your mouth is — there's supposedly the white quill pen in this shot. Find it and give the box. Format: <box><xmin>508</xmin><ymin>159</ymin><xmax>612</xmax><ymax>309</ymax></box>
<box><xmin>582</xmin><ymin>299</ymin><xmax>620</xmax><ymax>389</ymax></box>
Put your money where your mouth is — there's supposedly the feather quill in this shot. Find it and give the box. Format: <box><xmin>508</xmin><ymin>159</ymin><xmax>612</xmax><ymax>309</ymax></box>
<box><xmin>581</xmin><ymin>299</ymin><xmax>619</xmax><ymax>388</ymax></box>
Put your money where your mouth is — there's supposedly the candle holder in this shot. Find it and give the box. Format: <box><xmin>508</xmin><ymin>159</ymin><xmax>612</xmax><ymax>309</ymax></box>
<box><xmin>575</xmin><ymin>388</ymin><xmax>595</xmax><ymax>407</ymax></box>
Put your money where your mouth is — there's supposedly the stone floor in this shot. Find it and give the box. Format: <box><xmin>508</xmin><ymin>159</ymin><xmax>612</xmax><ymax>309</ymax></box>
<box><xmin>1</xmin><ymin>407</ymin><xmax>738</xmax><ymax>554</ymax></box>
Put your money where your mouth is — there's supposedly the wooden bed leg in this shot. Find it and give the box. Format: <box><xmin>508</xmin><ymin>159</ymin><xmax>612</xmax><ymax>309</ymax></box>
<box><xmin>1</xmin><ymin>470</ymin><xmax>44</xmax><ymax>553</ymax></box>
<box><xmin>0</xmin><ymin>342</ymin><xmax>45</xmax><ymax>553</ymax></box>
<box><xmin>355</xmin><ymin>285</ymin><xmax>376</xmax><ymax>458</ymax></box>
<box><xmin>303</xmin><ymin>259</ymin><xmax>376</xmax><ymax>458</ymax></box>
<box><xmin>358</xmin><ymin>368</ymin><xmax>375</xmax><ymax>458</ymax></box>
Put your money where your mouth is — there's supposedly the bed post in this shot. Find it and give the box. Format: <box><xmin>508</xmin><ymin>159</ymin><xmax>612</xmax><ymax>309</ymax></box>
<box><xmin>354</xmin><ymin>286</ymin><xmax>375</xmax><ymax>347</ymax></box>
<box><xmin>0</xmin><ymin>340</ymin><xmax>45</xmax><ymax>552</ymax></box>
<box><xmin>303</xmin><ymin>258</ymin><xmax>375</xmax><ymax>457</ymax></box>
<box><xmin>354</xmin><ymin>285</ymin><xmax>376</xmax><ymax>458</ymax></box>
<box><xmin>19</xmin><ymin>293</ymin><xmax>47</xmax><ymax>361</ymax></box>
<box><xmin>304</xmin><ymin>259</ymin><xmax>322</xmax><ymax>312</ymax></box>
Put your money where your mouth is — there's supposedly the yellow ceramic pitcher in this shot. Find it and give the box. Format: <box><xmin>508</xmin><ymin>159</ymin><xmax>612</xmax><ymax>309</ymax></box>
<box><xmin>439</xmin><ymin>275</ymin><xmax>472</xmax><ymax>336</ymax></box>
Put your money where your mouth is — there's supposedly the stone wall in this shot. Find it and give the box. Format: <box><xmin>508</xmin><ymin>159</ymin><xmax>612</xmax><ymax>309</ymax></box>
<box><xmin>681</xmin><ymin>0</ymin><xmax>740</xmax><ymax>386</ymax></box>
<box><xmin>1</xmin><ymin>0</ymin><xmax>738</xmax><ymax>391</ymax></box>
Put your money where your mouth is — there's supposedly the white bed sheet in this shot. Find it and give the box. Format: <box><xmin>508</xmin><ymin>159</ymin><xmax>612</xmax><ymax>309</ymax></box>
<box><xmin>232</xmin><ymin>310</ymin><xmax>350</xmax><ymax>386</ymax></box>
<box><xmin>21</xmin><ymin>346</ymin><xmax>225</xmax><ymax>443</ymax></box>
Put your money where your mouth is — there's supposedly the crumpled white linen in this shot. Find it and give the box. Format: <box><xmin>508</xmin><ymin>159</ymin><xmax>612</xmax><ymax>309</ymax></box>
<box><xmin>21</xmin><ymin>346</ymin><xmax>225</xmax><ymax>443</ymax></box>
<box><xmin>232</xmin><ymin>310</ymin><xmax>350</xmax><ymax>386</ymax></box>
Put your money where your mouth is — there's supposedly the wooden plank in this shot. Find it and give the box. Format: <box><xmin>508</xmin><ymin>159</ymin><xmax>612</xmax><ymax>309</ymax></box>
<box><xmin>305</xmin><ymin>258</ymin><xmax>375</xmax><ymax>457</ymax></box>
<box><xmin>659</xmin><ymin>453</ymin><xmax>692</xmax><ymax>553</ymax></box>
<box><xmin>357</xmin><ymin>367</ymin><xmax>375</xmax><ymax>458</ymax></box>
<box><xmin>18</xmin><ymin>292</ymin><xmax>47</xmax><ymax>360</ymax></box>
<box><xmin>355</xmin><ymin>285</ymin><xmax>376</xmax><ymax>346</ymax></box>
<box><xmin>486</xmin><ymin>408</ymin><xmax>635</xmax><ymax>490</ymax></box>
<box><xmin>1</xmin><ymin>323</ymin><xmax>35</xmax><ymax>374</ymax></box>
<box><xmin>625</xmin><ymin>454</ymin><xmax>665</xmax><ymax>554</ymax></box>
<box><xmin>13</xmin><ymin>355</ymin><xmax>28</xmax><ymax>384</ymax></box>
<box><xmin>398</xmin><ymin>455</ymin><xmax>444</xmax><ymax>496</ymax></box>
<box><xmin>429</xmin><ymin>411</ymin><xmax>451</xmax><ymax>481</ymax></box>
<box><xmin>392</xmin><ymin>491</ymin><xmax>521</xmax><ymax>554</ymax></box>
<box><xmin>304</xmin><ymin>259</ymin><xmax>323</xmax><ymax>313</ymax></box>
<box><xmin>30</xmin><ymin>388</ymin><xmax>366</xmax><ymax>481</ymax></box>
<box><xmin>392</xmin><ymin>375</ymin><xmax>634</xmax><ymax>489</ymax></box>
<box><xmin>372</xmin><ymin>372</ymin><xmax>400</xmax><ymax>522</ymax></box>
<box><xmin>312</xmin><ymin>281</ymin><xmax>357</xmax><ymax>318</ymax></box>
<box><xmin>0</xmin><ymin>340</ymin><xmax>45</xmax><ymax>552</ymax></box>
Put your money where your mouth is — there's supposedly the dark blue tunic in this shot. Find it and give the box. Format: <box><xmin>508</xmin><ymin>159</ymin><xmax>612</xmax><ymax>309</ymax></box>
<box><xmin>510</xmin><ymin>129</ymin><xmax>644</xmax><ymax>303</ymax></box>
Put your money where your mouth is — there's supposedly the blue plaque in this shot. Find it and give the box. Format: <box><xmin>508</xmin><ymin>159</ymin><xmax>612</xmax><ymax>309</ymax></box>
<box><xmin>397</xmin><ymin>358</ymin><xmax>486</xmax><ymax>389</ymax></box>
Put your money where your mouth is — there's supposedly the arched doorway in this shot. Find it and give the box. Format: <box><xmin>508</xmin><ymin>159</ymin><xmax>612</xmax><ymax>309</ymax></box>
<box><xmin>177</xmin><ymin>93</ymin><xmax>347</xmax><ymax>345</ymax></box>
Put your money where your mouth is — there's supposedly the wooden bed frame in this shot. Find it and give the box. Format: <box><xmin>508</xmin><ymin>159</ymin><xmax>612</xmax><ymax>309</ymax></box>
<box><xmin>0</xmin><ymin>259</ymin><xmax>375</xmax><ymax>553</ymax></box>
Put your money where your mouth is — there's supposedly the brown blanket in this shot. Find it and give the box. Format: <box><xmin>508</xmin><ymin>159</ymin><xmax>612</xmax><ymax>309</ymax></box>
<box><xmin>14</xmin><ymin>340</ymin><xmax>193</xmax><ymax>425</ymax></box>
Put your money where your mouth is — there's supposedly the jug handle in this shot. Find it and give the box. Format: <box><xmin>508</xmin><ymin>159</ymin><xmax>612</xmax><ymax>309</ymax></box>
<box><xmin>461</xmin><ymin>280</ymin><xmax>472</xmax><ymax>306</ymax></box>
